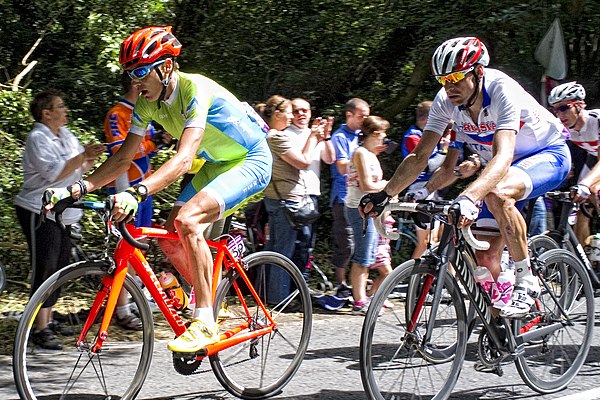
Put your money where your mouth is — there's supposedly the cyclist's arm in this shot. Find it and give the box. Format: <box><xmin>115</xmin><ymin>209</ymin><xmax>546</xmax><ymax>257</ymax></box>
<box><xmin>384</xmin><ymin>130</ymin><xmax>440</xmax><ymax>196</ymax></box>
<box><xmin>78</xmin><ymin>133</ymin><xmax>143</xmax><ymax>194</ymax></box>
<box><xmin>139</xmin><ymin>126</ymin><xmax>203</xmax><ymax>195</ymax></box>
<box><xmin>423</xmin><ymin>148</ymin><xmax>461</xmax><ymax>193</ymax></box>
<box><xmin>460</xmin><ymin>128</ymin><xmax>515</xmax><ymax>202</ymax></box>
<box><xmin>579</xmin><ymin>153</ymin><xmax>600</xmax><ymax>192</ymax></box>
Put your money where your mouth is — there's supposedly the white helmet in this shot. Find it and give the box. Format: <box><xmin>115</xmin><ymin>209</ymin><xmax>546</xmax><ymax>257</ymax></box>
<box><xmin>547</xmin><ymin>82</ymin><xmax>586</xmax><ymax>105</ymax></box>
<box><xmin>432</xmin><ymin>37</ymin><xmax>490</xmax><ymax>76</ymax></box>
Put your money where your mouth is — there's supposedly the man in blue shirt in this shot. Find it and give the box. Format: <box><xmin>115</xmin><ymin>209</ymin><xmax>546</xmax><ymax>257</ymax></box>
<box><xmin>329</xmin><ymin>98</ymin><xmax>370</xmax><ymax>298</ymax></box>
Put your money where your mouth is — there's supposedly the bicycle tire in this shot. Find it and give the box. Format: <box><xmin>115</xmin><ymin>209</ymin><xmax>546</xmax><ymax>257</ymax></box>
<box><xmin>514</xmin><ymin>249</ymin><xmax>594</xmax><ymax>394</ymax></box>
<box><xmin>360</xmin><ymin>258</ymin><xmax>467</xmax><ymax>400</ymax></box>
<box><xmin>210</xmin><ymin>251</ymin><xmax>312</xmax><ymax>399</ymax></box>
<box><xmin>528</xmin><ymin>234</ymin><xmax>560</xmax><ymax>258</ymax></box>
<box><xmin>13</xmin><ymin>260</ymin><xmax>154</xmax><ymax>400</ymax></box>
<box><xmin>0</xmin><ymin>260</ymin><xmax>6</xmax><ymax>295</ymax></box>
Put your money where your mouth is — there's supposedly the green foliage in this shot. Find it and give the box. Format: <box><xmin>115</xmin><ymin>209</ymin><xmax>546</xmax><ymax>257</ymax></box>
<box><xmin>1</xmin><ymin>0</ymin><xmax>600</xmax><ymax>287</ymax></box>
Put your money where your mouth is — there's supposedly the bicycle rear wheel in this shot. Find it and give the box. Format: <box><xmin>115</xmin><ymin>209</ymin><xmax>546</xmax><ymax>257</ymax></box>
<box><xmin>360</xmin><ymin>259</ymin><xmax>467</xmax><ymax>400</ymax></box>
<box><xmin>13</xmin><ymin>260</ymin><xmax>154</xmax><ymax>400</ymax></box>
<box><xmin>210</xmin><ymin>251</ymin><xmax>312</xmax><ymax>399</ymax></box>
<box><xmin>515</xmin><ymin>249</ymin><xmax>594</xmax><ymax>394</ymax></box>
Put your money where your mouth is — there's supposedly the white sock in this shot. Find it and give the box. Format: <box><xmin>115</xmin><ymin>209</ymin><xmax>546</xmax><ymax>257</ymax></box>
<box><xmin>192</xmin><ymin>307</ymin><xmax>214</xmax><ymax>323</ymax></box>
<box><xmin>514</xmin><ymin>258</ymin><xmax>532</xmax><ymax>282</ymax></box>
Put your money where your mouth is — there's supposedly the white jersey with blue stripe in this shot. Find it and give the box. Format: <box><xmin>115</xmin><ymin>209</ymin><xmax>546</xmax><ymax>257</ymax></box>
<box><xmin>425</xmin><ymin>68</ymin><xmax>566</xmax><ymax>163</ymax></box>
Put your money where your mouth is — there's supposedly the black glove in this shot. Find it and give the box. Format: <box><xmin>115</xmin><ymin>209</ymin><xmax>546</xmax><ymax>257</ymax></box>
<box><xmin>359</xmin><ymin>190</ymin><xmax>391</xmax><ymax>216</ymax></box>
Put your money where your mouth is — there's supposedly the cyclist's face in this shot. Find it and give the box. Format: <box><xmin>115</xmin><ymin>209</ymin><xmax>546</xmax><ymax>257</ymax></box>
<box><xmin>443</xmin><ymin>71</ymin><xmax>478</xmax><ymax>106</ymax></box>
<box><xmin>131</xmin><ymin>60</ymin><xmax>172</xmax><ymax>102</ymax></box>
<box><xmin>551</xmin><ymin>100</ymin><xmax>579</xmax><ymax>128</ymax></box>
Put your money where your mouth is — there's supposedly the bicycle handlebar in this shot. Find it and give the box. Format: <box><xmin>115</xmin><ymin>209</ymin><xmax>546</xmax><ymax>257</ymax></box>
<box><xmin>374</xmin><ymin>201</ymin><xmax>490</xmax><ymax>251</ymax></box>
<box><xmin>42</xmin><ymin>191</ymin><xmax>150</xmax><ymax>251</ymax></box>
<box><xmin>545</xmin><ymin>190</ymin><xmax>597</xmax><ymax>219</ymax></box>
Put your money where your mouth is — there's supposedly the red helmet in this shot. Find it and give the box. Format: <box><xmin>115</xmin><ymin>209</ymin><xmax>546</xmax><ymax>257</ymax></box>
<box><xmin>119</xmin><ymin>26</ymin><xmax>182</xmax><ymax>70</ymax></box>
<box><xmin>432</xmin><ymin>37</ymin><xmax>489</xmax><ymax>76</ymax></box>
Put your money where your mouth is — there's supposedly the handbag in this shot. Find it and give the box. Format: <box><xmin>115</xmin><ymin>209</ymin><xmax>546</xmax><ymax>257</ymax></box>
<box><xmin>272</xmin><ymin>177</ymin><xmax>320</xmax><ymax>229</ymax></box>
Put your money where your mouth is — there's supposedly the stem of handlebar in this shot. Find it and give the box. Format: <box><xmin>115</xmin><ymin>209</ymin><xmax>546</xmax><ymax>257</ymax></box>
<box><xmin>373</xmin><ymin>202</ymin><xmax>490</xmax><ymax>251</ymax></box>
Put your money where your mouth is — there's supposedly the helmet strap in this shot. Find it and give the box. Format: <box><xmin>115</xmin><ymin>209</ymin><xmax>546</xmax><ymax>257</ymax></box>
<box><xmin>154</xmin><ymin>62</ymin><xmax>174</xmax><ymax>108</ymax></box>
<box><xmin>460</xmin><ymin>72</ymin><xmax>481</xmax><ymax>110</ymax></box>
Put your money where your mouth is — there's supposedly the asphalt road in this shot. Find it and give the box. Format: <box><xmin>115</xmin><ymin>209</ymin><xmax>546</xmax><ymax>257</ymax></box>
<box><xmin>2</xmin><ymin>300</ymin><xmax>600</xmax><ymax>399</ymax></box>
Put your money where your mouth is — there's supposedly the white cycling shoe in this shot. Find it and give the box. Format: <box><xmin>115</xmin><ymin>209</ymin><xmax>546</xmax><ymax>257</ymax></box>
<box><xmin>499</xmin><ymin>276</ymin><xmax>540</xmax><ymax>319</ymax></box>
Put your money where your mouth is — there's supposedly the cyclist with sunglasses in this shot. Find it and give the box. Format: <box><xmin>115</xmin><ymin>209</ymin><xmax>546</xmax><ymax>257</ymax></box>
<box><xmin>45</xmin><ymin>26</ymin><xmax>272</xmax><ymax>354</ymax></box>
<box><xmin>360</xmin><ymin>36</ymin><xmax>571</xmax><ymax>319</ymax></box>
<box><xmin>548</xmin><ymin>81</ymin><xmax>600</xmax><ymax>242</ymax></box>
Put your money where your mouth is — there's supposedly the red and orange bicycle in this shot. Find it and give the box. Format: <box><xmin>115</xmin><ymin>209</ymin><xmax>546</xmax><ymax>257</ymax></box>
<box><xmin>13</xmin><ymin>199</ymin><xmax>312</xmax><ymax>400</ymax></box>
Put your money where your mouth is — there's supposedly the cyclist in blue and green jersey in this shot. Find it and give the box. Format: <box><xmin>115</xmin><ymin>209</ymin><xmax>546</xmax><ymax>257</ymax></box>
<box><xmin>46</xmin><ymin>26</ymin><xmax>272</xmax><ymax>354</ymax></box>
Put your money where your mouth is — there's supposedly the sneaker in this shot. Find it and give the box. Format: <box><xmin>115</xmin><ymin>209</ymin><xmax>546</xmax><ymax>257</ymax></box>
<box><xmin>115</xmin><ymin>313</ymin><xmax>143</xmax><ymax>331</ymax></box>
<box><xmin>317</xmin><ymin>295</ymin><xmax>348</xmax><ymax>311</ymax></box>
<box><xmin>31</xmin><ymin>328</ymin><xmax>63</xmax><ymax>350</ymax></box>
<box><xmin>335</xmin><ymin>284</ymin><xmax>353</xmax><ymax>300</ymax></box>
<box><xmin>499</xmin><ymin>277</ymin><xmax>540</xmax><ymax>319</ymax></box>
<box><xmin>167</xmin><ymin>320</ymin><xmax>219</xmax><ymax>353</ymax></box>
<box><xmin>48</xmin><ymin>320</ymin><xmax>74</xmax><ymax>336</ymax></box>
<box><xmin>353</xmin><ymin>298</ymin><xmax>383</xmax><ymax>317</ymax></box>
<box><xmin>382</xmin><ymin>299</ymin><xmax>394</xmax><ymax>309</ymax></box>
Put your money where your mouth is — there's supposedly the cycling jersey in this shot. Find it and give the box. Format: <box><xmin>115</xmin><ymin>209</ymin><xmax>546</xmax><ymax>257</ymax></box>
<box><xmin>130</xmin><ymin>72</ymin><xmax>267</xmax><ymax>162</ymax></box>
<box><xmin>425</xmin><ymin>68</ymin><xmax>566</xmax><ymax>164</ymax></box>
<box><xmin>567</xmin><ymin>109</ymin><xmax>599</xmax><ymax>157</ymax></box>
<box><xmin>129</xmin><ymin>72</ymin><xmax>271</xmax><ymax>217</ymax></box>
<box><xmin>401</xmin><ymin>125</ymin><xmax>440</xmax><ymax>183</ymax></box>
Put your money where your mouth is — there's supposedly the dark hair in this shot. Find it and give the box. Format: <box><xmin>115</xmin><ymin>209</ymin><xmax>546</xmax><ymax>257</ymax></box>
<box><xmin>120</xmin><ymin>72</ymin><xmax>133</xmax><ymax>93</ymax></box>
<box><xmin>361</xmin><ymin>115</ymin><xmax>390</xmax><ymax>136</ymax></box>
<box><xmin>255</xmin><ymin>95</ymin><xmax>290</xmax><ymax>121</ymax></box>
<box><xmin>30</xmin><ymin>89</ymin><xmax>65</xmax><ymax>122</ymax></box>
<box><xmin>345</xmin><ymin>97</ymin><xmax>369</xmax><ymax>114</ymax></box>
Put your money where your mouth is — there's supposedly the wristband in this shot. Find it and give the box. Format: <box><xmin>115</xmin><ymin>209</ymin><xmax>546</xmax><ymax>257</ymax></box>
<box><xmin>75</xmin><ymin>179</ymin><xmax>88</xmax><ymax>196</ymax></box>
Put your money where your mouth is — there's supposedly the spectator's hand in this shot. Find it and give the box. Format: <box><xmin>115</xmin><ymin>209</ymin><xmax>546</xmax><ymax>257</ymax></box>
<box><xmin>359</xmin><ymin>190</ymin><xmax>391</xmax><ymax>218</ymax></box>
<box><xmin>83</xmin><ymin>143</ymin><xmax>106</xmax><ymax>161</ymax></box>
<box><xmin>454</xmin><ymin>154</ymin><xmax>481</xmax><ymax>178</ymax></box>
<box><xmin>322</xmin><ymin>116</ymin><xmax>334</xmax><ymax>140</ymax></box>
<box><xmin>450</xmin><ymin>195</ymin><xmax>479</xmax><ymax>227</ymax></box>
<box><xmin>110</xmin><ymin>190</ymin><xmax>138</xmax><ymax>223</ymax></box>
<box><xmin>571</xmin><ymin>184</ymin><xmax>591</xmax><ymax>203</ymax></box>
<box><xmin>406</xmin><ymin>187</ymin><xmax>429</xmax><ymax>201</ymax></box>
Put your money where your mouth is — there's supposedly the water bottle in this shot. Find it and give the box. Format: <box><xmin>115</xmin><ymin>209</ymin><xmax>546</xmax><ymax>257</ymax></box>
<box><xmin>159</xmin><ymin>272</ymin><xmax>189</xmax><ymax>311</ymax></box>
<box><xmin>500</xmin><ymin>247</ymin><xmax>510</xmax><ymax>271</ymax></box>
<box><xmin>474</xmin><ymin>266</ymin><xmax>495</xmax><ymax>294</ymax></box>
<box><xmin>567</xmin><ymin>204</ymin><xmax>578</xmax><ymax>226</ymax></box>
<box><xmin>492</xmin><ymin>253</ymin><xmax>515</xmax><ymax>309</ymax></box>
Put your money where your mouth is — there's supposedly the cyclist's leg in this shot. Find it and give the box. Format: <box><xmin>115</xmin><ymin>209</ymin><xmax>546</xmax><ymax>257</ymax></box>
<box><xmin>491</xmin><ymin>144</ymin><xmax>570</xmax><ymax>318</ymax></box>
<box><xmin>168</xmin><ymin>147</ymin><xmax>271</xmax><ymax>353</ymax></box>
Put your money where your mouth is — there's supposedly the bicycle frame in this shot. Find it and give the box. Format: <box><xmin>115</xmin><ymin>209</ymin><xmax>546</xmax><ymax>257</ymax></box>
<box><xmin>548</xmin><ymin>193</ymin><xmax>600</xmax><ymax>288</ymax></box>
<box><xmin>80</xmin><ymin>223</ymin><xmax>277</xmax><ymax>357</ymax></box>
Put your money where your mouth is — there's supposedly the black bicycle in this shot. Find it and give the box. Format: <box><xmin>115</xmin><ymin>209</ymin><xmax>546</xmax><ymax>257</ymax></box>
<box><xmin>360</xmin><ymin>200</ymin><xmax>594</xmax><ymax>399</ymax></box>
<box><xmin>529</xmin><ymin>191</ymin><xmax>600</xmax><ymax>289</ymax></box>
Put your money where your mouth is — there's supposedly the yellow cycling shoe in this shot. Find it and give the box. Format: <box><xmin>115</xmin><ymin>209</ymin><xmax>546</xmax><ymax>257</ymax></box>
<box><xmin>167</xmin><ymin>320</ymin><xmax>219</xmax><ymax>353</ymax></box>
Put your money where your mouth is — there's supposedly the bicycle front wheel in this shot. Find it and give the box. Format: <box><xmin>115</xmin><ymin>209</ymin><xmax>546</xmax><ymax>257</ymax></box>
<box><xmin>210</xmin><ymin>251</ymin><xmax>312</xmax><ymax>399</ymax></box>
<box><xmin>13</xmin><ymin>260</ymin><xmax>154</xmax><ymax>400</ymax></box>
<box><xmin>360</xmin><ymin>258</ymin><xmax>467</xmax><ymax>400</ymax></box>
<box><xmin>515</xmin><ymin>249</ymin><xmax>594</xmax><ymax>394</ymax></box>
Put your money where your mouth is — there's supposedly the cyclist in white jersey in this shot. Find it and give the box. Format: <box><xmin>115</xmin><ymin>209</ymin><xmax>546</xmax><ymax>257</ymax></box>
<box><xmin>548</xmin><ymin>81</ymin><xmax>600</xmax><ymax>242</ymax></box>
<box><xmin>360</xmin><ymin>37</ymin><xmax>571</xmax><ymax>319</ymax></box>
